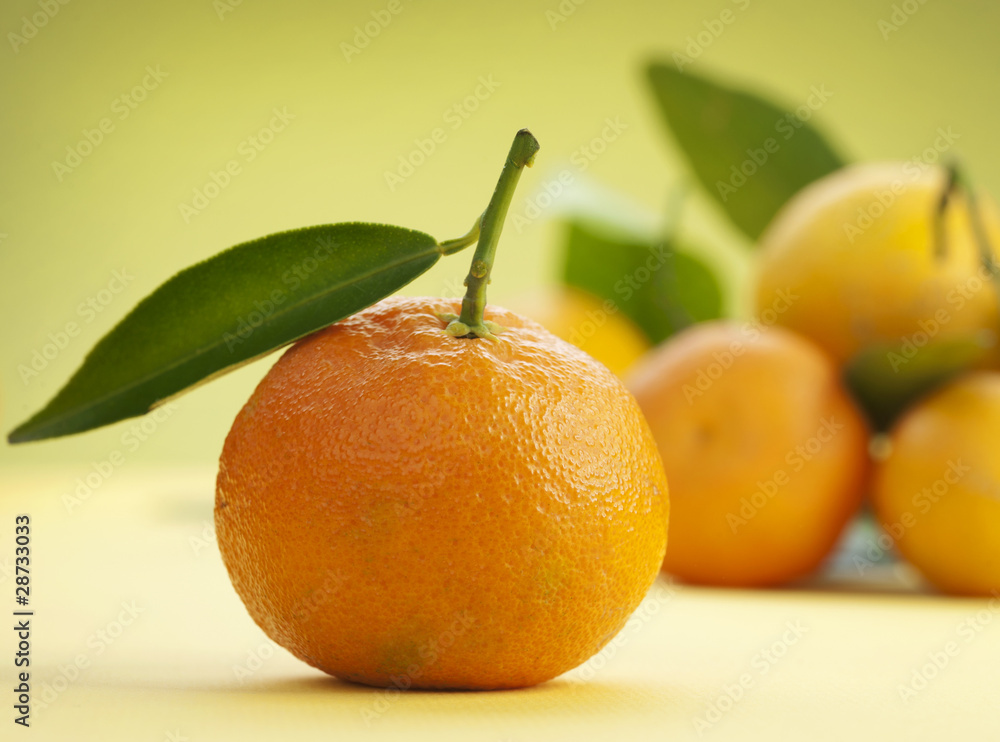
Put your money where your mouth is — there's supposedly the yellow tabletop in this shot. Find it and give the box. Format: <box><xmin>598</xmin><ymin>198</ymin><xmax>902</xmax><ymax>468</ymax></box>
<box><xmin>1</xmin><ymin>468</ymin><xmax>998</xmax><ymax>741</ymax></box>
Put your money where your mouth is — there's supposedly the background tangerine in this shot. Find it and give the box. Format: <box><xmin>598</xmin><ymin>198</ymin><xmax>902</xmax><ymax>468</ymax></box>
<box><xmin>627</xmin><ymin>321</ymin><xmax>869</xmax><ymax>587</ymax></box>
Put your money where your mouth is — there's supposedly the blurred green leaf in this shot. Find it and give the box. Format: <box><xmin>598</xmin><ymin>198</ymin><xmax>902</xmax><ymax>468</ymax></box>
<box><xmin>562</xmin><ymin>220</ymin><xmax>723</xmax><ymax>344</ymax></box>
<box><xmin>9</xmin><ymin>223</ymin><xmax>442</xmax><ymax>443</ymax></box>
<box><xmin>646</xmin><ymin>62</ymin><xmax>845</xmax><ymax>240</ymax></box>
<box><xmin>844</xmin><ymin>334</ymin><xmax>994</xmax><ymax>430</ymax></box>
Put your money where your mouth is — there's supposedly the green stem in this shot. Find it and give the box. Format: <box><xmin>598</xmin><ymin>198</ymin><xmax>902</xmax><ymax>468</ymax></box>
<box><xmin>444</xmin><ymin>129</ymin><xmax>539</xmax><ymax>339</ymax></box>
<box><xmin>658</xmin><ymin>185</ymin><xmax>694</xmax><ymax>332</ymax></box>
<box><xmin>937</xmin><ymin>160</ymin><xmax>1000</xmax><ymax>320</ymax></box>
<box><xmin>937</xmin><ymin>162</ymin><xmax>997</xmax><ymax>271</ymax></box>
<box><xmin>952</xmin><ymin>166</ymin><xmax>998</xmax><ymax>280</ymax></box>
<box><xmin>439</xmin><ymin>216</ymin><xmax>482</xmax><ymax>256</ymax></box>
<box><xmin>933</xmin><ymin>163</ymin><xmax>959</xmax><ymax>260</ymax></box>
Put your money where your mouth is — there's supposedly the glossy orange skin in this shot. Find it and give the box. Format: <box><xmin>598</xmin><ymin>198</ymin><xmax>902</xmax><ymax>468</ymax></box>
<box><xmin>872</xmin><ymin>372</ymin><xmax>1000</xmax><ymax>596</ymax></box>
<box><xmin>627</xmin><ymin>322</ymin><xmax>869</xmax><ymax>587</ymax></box>
<box><xmin>216</xmin><ymin>296</ymin><xmax>668</xmax><ymax>690</ymax></box>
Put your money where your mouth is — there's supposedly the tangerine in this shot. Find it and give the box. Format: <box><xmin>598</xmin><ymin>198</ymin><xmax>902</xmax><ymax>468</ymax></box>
<box><xmin>755</xmin><ymin>162</ymin><xmax>1000</xmax><ymax>365</ymax></box>
<box><xmin>871</xmin><ymin>371</ymin><xmax>1000</xmax><ymax>596</ymax></box>
<box><xmin>626</xmin><ymin>321</ymin><xmax>869</xmax><ymax>587</ymax></box>
<box><xmin>216</xmin><ymin>295</ymin><xmax>668</xmax><ymax>689</ymax></box>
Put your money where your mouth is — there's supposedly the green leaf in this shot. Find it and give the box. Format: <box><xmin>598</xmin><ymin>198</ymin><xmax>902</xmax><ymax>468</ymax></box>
<box><xmin>562</xmin><ymin>219</ymin><xmax>723</xmax><ymax>344</ymax></box>
<box><xmin>844</xmin><ymin>334</ymin><xmax>993</xmax><ymax>430</ymax></box>
<box><xmin>646</xmin><ymin>62</ymin><xmax>846</xmax><ymax>240</ymax></box>
<box><xmin>9</xmin><ymin>223</ymin><xmax>442</xmax><ymax>443</ymax></box>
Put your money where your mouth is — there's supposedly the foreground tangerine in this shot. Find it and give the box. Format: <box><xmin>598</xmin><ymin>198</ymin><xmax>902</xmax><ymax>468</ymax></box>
<box><xmin>871</xmin><ymin>371</ymin><xmax>1000</xmax><ymax>596</ymax></box>
<box><xmin>215</xmin><ymin>295</ymin><xmax>668</xmax><ymax>690</ymax></box>
<box><xmin>627</xmin><ymin>321</ymin><xmax>869</xmax><ymax>587</ymax></box>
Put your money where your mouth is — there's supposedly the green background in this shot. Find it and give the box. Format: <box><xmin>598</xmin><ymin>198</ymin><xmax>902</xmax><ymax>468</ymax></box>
<box><xmin>3</xmin><ymin>0</ymin><xmax>999</xmax><ymax>468</ymax></box>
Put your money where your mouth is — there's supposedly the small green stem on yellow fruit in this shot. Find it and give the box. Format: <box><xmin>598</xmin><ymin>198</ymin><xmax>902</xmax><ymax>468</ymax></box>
<box><xmin>933</xmin><ymin>164</ymin><xmax>959</xmax><ymax>260</ymax></box>
<box><xmin>935</xmin><ymin>161</ymin><xmax>1000</xmax><ymax>314</ymax></box>
<box><xmin>954</xmin><ymin>167</ymin><xmax>999</xmax><ymax>281</ymax></box>
<box><xmin>937</xmin><ymin>161</ymin><xmax>1000</xmax><ymax>323</ymax></box>
<box><xmin>937</xmin><ymin>161</ymin><xmax>998</xmax><ymax>278</ymax></box>
<box><xmin>443</xmin><ymin>129</ymin><xmax>540</xmax><ymax>340</ymax></box>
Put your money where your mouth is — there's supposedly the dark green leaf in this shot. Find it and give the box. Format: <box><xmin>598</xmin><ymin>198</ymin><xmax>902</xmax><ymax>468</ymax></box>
<box><xmin>844</xmin><ymin>334</ymin><xmax>993</xmax><ymax>430</ymax></box>
<box><xmin>9</xmin><ymin>223</ymin><xmax>441</xmax><ymax>443</ymax></box>
<box><xmin>562</xmin><ymin>220</ymin><xmax>723</xmax><ymax>344</ymax></box>
<box><xmin>646</xmin><ymin>62</ymin><xmax>846</xmax><ymax>240</ymax></box>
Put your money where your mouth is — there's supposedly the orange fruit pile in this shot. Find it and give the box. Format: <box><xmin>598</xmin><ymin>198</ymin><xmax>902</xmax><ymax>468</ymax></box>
<box><xmin>749</xmin><ymin>161</ymin><xmax>1000</xmax><ymax>595</ymax></box>
<box><xmin>216</xmin><ymin>296</ymin><xmax>668</xmax><ymax>690</ymax></box>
